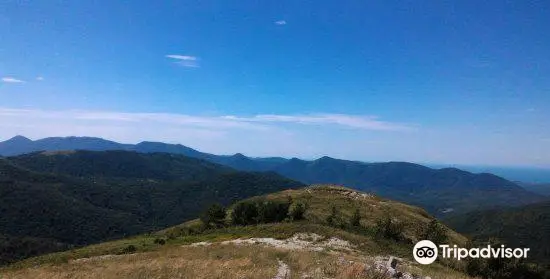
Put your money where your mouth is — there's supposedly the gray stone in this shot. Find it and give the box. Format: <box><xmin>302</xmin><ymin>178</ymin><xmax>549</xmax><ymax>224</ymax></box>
<box><xmin>387</xmin><ymin>256</ymin><xmax>399</xmax><ymax>269</ymax></box>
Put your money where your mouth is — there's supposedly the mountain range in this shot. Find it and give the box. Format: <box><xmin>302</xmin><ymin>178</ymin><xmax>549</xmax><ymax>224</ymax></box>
<box><xmin>0</xmin><ymin>136</ymin><xmax>545</xmax><ymax>215</ymax></box>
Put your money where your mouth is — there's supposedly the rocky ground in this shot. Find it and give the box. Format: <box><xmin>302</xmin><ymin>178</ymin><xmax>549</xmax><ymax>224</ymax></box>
<box><xmin>186</xmin><ymin>233</ymin><xmax>434</xmax><ymax>279</ymax></box>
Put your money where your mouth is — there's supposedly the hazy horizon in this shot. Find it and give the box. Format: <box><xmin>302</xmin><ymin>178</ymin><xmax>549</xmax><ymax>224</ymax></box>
<box><xmin>3</xmin><ymin>134</ymin><xmax>550</xmax><ymax>175</ymax></box>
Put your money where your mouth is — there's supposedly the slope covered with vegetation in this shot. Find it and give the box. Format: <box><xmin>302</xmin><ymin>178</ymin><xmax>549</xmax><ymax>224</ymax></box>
<box><xmin>0</xmin><ymin>152</ymin><xmax>304</xmax><ymax>264</ymax></box>
<box><xmin>161</xmin><ymin>185</ymin><xmax>465</xmax><ymax>244</ymax></box>
<box><xmin>4</xmin><ymin>186</ymin><xmax>546</xmax><ymax>278</ymax></box>
<box><xmin>445</xmin><ymin>200</ymin><xmax>550</xmax><ymax>265</ymax></box>
<box><xmin>0</xmin><ymin>186</ymin><xmax>466</xmax><ymax>279</ymax></box>
<box><xmin>518</xmin><ymin>182</ymin><xmax>550</xmax><ymax>196</ymax></box>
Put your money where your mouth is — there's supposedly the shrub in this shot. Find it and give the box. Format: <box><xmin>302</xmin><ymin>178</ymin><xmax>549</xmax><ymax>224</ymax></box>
<box><xmin>326</xmin><ymin>206</ymin><xmax>346</xmax><ymax>228</ymax></box>
<box><xmin>375</xmin><ymin>217</ymin><xmax>404</xmax><ymax>241</ymax></box>
<box><xmin>200</xmin><ymin>203</ymin><xmax>227</xmax><ymax>228</ymax></box>
<box><xmin>289</xmin><ymin>201</ymin><xmax>306</xmax><ymax>221</ymax></box>
<box><xmin>326</xmin><ymin>206</ymin><xmax>338</xmax><ymax>226</ymax></box>
<box><xmin>231</xmin><ymin>201</ymin><xmax>259</xmax><ymax>225</ymax></box>
<box><xmin>121</xmin><ymin>244</ymin><xmax>136</xmax><ymax>254</ymax></box>
<box><xmin>153</xmin><ymin>238</ymin><xmax>166</xmax><ymax>245</ymax></box>
<box><xmin>420</xmin><ymin>219</ymin><xmax>447</xmax><ymax>244</ymax></box>
<box><xmin>258</xmin><ymin>200</ymin><xmax>290</xmax><ymax>223</ymax></box>
<box><xmin>350</xmin><ymin>208</ymin><xmax>361</xmax><ymax>227</ymax></box>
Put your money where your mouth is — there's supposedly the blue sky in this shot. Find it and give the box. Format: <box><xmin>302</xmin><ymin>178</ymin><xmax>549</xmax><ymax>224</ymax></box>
<box><xmin>1</xmin><ymin>1</ymin><xmax>549</xmax><ymax>167</ymax></box>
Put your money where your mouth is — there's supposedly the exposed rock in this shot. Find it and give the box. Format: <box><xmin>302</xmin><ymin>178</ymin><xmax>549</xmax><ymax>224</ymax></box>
<box><xmin>273</xmin><ymin>259</ymin><xmax>291</xmax><ymax>279</ymax></box>
<box><xmin>372</xmin><ymin>256</ymin><xmax>428</xmax><ymax>279</ymax></box>
<box><xmin>70</xmin><ymin>253</ymin><xmax>139</xmax><ymax>264</ymax></box>
<box><xmin>189</xmin><ymin>241</ymin><xmax>211</xmax><ymax>247</ymax></box>
<box><xmin>218</xmin><ymin>233</ymin><xmax>355</xmax><ymax>252</ymax></box>
<box><xmin>388</xmin><ymin>256</ymin><xmax>398</xmax><ymax>269</ymax></box>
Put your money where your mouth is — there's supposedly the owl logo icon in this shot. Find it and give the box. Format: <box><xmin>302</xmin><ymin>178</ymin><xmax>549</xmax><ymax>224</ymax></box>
<box><xmin>415</xmin><ymin>246</ymin><xmax>435</xmax><ymax>258</ymax></box>
<box><xmin>413</xmin><ymin>240</ymin><xmax>438</xmax><ymax>264</ymax></box>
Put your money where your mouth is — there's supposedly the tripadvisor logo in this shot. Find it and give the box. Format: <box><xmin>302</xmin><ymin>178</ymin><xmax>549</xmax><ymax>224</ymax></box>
<box><xmin>413</xmin><ymin>240</ymin><xmax>530</xmax><ymax>265</ymax></box>
<box><xmin>413</xmin><ymin>240</ymin><xmax>438</xmax><ymax>264</ymax></box>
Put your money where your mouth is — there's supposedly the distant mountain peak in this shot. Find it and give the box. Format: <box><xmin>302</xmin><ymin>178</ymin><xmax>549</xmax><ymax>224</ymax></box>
<box><xmin>233</xmin><ymin>153</ymin><xmax>248</xmax><ymax>159</ymax></box>
<box><xmin>317</xmin><ymin>156</ymin><xmax>335</xmax><ymax>161</ymax></box>
<box><xmin>6</xmin><ymin>135</ymin><xmax>32</xmax><ymax>142</ymax></box>
<box><xmin>288</xmin><ymin>157</ymin><xmax>305</xmax><ymax>163</ymax></box>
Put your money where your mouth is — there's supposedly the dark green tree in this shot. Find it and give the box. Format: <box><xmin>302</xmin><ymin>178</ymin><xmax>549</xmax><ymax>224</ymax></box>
<box><xmin>231</xmin><ymin>201</ymin><xmax>259</xmax><ymax>225</ymax></box>
<box><xmin>289</xmin><ymin>201</ymin><xmax>306</xmax><ymax>221</ymax></box>
<box><xmin>200</xmin><ymin>203</ymin><xmax>227</xmax><ymax>228</ymax></box>
<box><xmin>350</xmin><ymin>208</ymin><xmax>361</xmax><ymax>227</ymax></box>
<box><xmin>326</xmin><ymin>206</ymin><xmax>338</xmax><ymax>226</ymax></box>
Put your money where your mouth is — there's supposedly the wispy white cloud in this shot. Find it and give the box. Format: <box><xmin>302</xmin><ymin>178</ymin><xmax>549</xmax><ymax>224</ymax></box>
<box><xmin>225</xmin><ymin>114</ymin><xmax>414</xmax><ymax>131</ymax></box>
<box><xmin>166</xmin><ymin>54</ymin><xmax>199</xmax><ymax>68</ymax></box>
<box><xmin>166</xmin><ymin>55</ymin><xmax>197</xmax><ymax>61</ymax></box>
<box><xmin>1</xmin><ymin>77</ymin><xmax>25</xmax><ymax>83</ymax></box>
<box><xmin>0</xmin><ymin>108</ymin><xmax>411</xmax><ymax>132</ymax></box>
<box><xmin>274</xmin><ymin>20</ymin><xmax>287</xmax><ymax>25</ymax></box>
<box><xmin>36</xmin><ymin>76</ymin><xmax>44</xmax><ymax>81</ymax></box>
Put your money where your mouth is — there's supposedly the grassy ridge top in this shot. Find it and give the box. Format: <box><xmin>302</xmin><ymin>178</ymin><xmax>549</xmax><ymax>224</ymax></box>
<box><xmin>161</xmin><ymin>185</ymin><xmax>467</xmax><ymax>245</ymax></box>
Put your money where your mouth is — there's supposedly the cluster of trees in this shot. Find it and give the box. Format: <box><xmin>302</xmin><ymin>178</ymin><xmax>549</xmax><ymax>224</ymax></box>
<box><xmin>200</xmin><ymin>197</ymin><xmax>307</xmax><ymax>228</ymax></box>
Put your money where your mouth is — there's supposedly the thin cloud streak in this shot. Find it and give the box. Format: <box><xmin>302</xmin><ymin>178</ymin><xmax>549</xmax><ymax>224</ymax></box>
<box><xmin>166</xmin><ymin>54</ymin><xmax>199</xmax><ymax>68</ymax></box>
<box><xmin>166</xmin><ymin>55</ymin><xmax>197</xmax><ymax>61</ymax></box>
<box><xmin>226</xmin><ymin>114</ymin><xmax>415</xmax><ymax>131</ymax></box>
<box><xmin>0</xmin><ymin>108</ymin><xmax>414</xmax><ymax>132</ymax></box>
<box><xmin>2</xmin><ymin>77</ymin><xmax>25</xmax><ymax>83</ymax></box>
<box><xmin>275</xmin><ymin>20</ymin><xmax>287</xmax><ymax>25</ymax></box>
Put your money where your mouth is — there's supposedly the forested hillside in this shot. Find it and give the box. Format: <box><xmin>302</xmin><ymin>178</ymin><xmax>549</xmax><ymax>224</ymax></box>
<box><xmin>0</xmin><ymin>152</ymin><xmax>304</xmax><ymax>264</ymax></box>
<box><xmin>445</xmin><ymin>200</ymin><xmax>550</xmax><ymax>264</ymax></box>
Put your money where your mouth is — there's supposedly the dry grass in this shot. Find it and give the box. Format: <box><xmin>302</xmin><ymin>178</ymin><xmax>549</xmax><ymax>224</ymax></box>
<box><xmin>2</xmin><ymin>245</ymin><xmax>277</xmax><ymax>279</ymax></box>
<box><xmin>0</xmin><ymin>243</ymin><xmax>474</xmax><ymax>279</ymax></box>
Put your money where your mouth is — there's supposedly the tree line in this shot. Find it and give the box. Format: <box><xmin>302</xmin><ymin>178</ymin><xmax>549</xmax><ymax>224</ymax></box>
<box><xmin>200</xmin><ymin>197</ymin><xmax>306</xmax><ymax>228</ymax></box>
